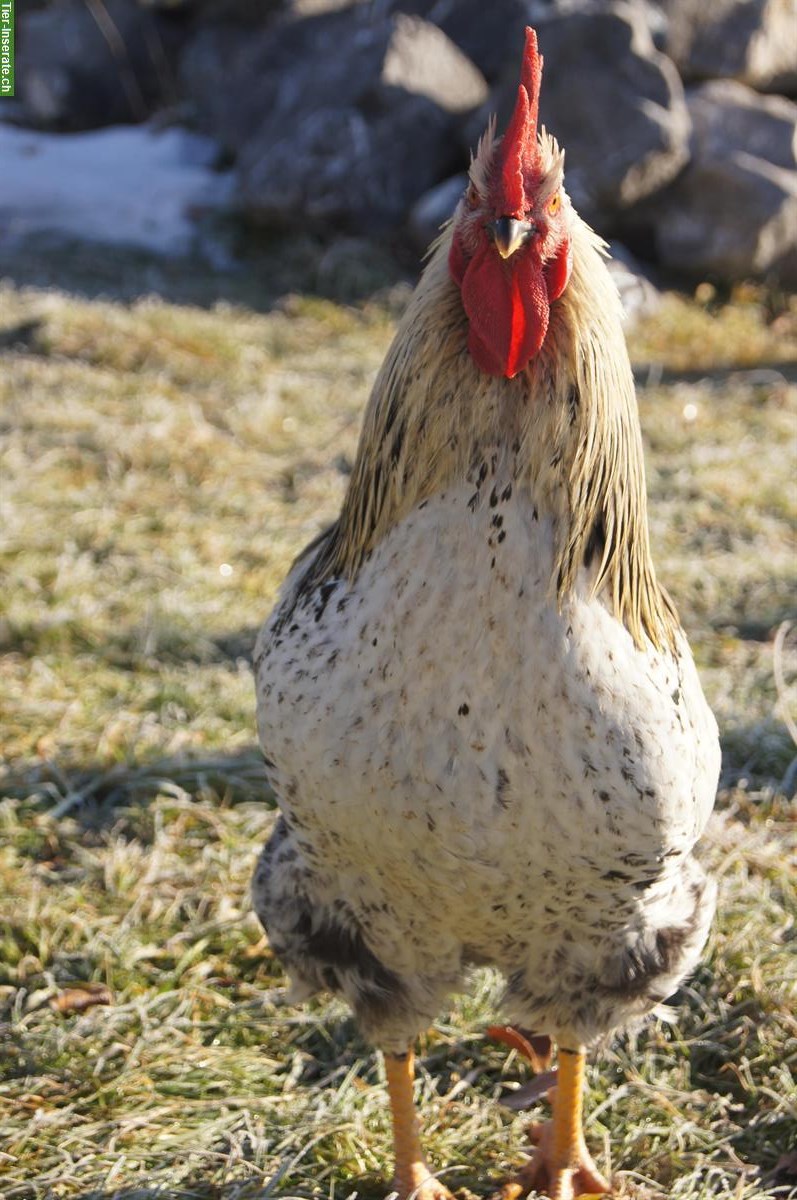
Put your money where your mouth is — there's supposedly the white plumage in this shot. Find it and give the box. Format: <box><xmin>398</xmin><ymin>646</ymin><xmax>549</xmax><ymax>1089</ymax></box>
<box><xmin>255</xmin><ymin>459</ymin><xmax>718</xmax><ymax>1054</ymax></box>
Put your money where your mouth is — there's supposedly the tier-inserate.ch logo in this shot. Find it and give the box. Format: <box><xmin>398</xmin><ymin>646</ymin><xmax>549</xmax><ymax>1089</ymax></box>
<box><xmin>1</xmin><ymin>0</ymin><xmax>13</xmax><ymax>98</ymax></box>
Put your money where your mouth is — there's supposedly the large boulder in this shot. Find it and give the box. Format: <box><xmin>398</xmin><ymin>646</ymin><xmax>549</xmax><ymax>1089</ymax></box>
<box><xmin>15</xmin><ymin>0</ymin><xmax>187</xmax><ymax>130</ymax></box>
<box><xmin>390</xmin><ymin>0</ymin><xmax>669</xmax><ymax>80</ymax></box>
<box><xmin>407</xmin><ymin>172</ymin><xmax>468</xmax><ymax>250</ymax></box>
<box><xmin>183</xmin><ymin>8</ymin><xmax>488</xmax><ymax>232</ymax></box>
<box><xmin>464</xmin><ymin>3</ymin><xmax>691</xmax><ymax>232</ymax></box>
<box><xmin>388</xmin><ymin>0</ymin><xmax>537</xmax><ymax>82</ymax></box>
<box><xmin>661</xmin><ymin>0</ymin><xmax>797</xmax><ymax>96</ymax></box>
<box><xmin>606</xmin><ymin>241</ymin><xmax>662</xmax><ymax>323</ymax></box>
<box><xmin>648</xmin><ymin>81</ymin><xmax>797</xmax><ymax>285</ymax></box>
<box><xmin>290</xmin><ymin>0</ymin><xmax>369</xmax><ymax>11</ymax></box>
<box><xmin>141</xmin><ymin>0</ymin><xmax>281</xmax><ymax>13</ymax></box>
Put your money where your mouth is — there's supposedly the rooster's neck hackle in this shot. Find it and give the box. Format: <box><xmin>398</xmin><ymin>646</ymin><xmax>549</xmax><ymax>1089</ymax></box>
<box><xmin>296</xmin><ymin>216</ymin><xmax>678</xmax><ymax>652</ymax></box>
<box><xmin>556</xmin><ymin>221</ymin><xmax>679</xmax><ymax>650</ymax></box>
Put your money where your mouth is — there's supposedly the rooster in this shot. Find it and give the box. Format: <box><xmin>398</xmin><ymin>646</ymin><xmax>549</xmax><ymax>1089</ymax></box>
<box><xmin>253</xmin><ymin>27</ymin><xmax>720</xmax><ymax>1200</ymax></box>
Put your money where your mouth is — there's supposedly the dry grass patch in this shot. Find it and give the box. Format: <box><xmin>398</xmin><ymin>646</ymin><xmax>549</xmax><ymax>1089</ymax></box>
<box><xmin>0</xmin><ymin>260</ymin><xmax>795</xmax><ymax>1199</ymax></box>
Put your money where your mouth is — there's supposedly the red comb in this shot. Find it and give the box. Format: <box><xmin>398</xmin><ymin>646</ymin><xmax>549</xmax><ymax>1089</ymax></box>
<box><xmin>497</xmin><ymin>27</ymin><xmax>543</xmax><ymax>216</ymax></box>
<box><xmin>520</xmin><ymin>26</ymin><xmax>543</xmax><ymax>118</ymax></box>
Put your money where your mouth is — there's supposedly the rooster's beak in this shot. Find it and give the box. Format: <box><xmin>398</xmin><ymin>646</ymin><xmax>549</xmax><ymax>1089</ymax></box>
<box><xmin>490</xmin><ymin>216</ymin><xmax>534</xmax><ymax>259</ymax></box>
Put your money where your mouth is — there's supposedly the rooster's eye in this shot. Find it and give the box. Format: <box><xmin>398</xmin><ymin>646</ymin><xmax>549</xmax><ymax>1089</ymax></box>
<box><xmin>547</xmin><ymin>193</ymin><xmax>561</xmax><ymax>217</ymax></box>
<box><xmin>466</xmin><ymin>182</ymin><xmax>479</xmax><ymax>208</ymax></box>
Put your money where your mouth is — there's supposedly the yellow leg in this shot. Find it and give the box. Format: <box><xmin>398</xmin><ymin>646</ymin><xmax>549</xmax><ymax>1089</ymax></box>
<box><xmin>384</xmin><ymin>1050</ymin><xmax>454</xmax><ymax>1200</ymax></box>
<box><xmin>496</xmin><ymin>1044</ymin><xmax>610</xmax><ymax>1200</ymax></box>
<box><xmin>552</xmin><ymin>1047</ymin><xmax>588</xmax><ymax>1174</ymax></box>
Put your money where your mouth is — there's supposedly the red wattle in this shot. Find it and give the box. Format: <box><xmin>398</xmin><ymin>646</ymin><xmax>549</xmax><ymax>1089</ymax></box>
<box><xmin>461</xmin><ymin>243</ymin><xmax>550</xmax><ymax>378</ymax></box>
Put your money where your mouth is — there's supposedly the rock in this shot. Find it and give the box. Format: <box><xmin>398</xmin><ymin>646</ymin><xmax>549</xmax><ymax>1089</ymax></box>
<box><xmin>142</xmin><ymin>0</ymin><xmax>281</xmax><ymax>14</ymax></box>
<box><xmin>661</xmin><ymin>0</ymin><xmax>797</xmax><ymax>95</ymax></box>
<box><xmin>315</xmin><ymin>236</ymin><xmax>405</xmax><ymax>301</ymax></box>
<box><xmin>407</xmin><ymin>173</ymin><xmax>468</xmax><ymax>249</ymax></box>
<box><xmin>649</xmin><ymin>81</ymin><xmax>797</xmax><ymax>285</ymax></box>
<box><xmin>184</xmin><ymin>8</ymin><xmax>487</xmax><ymax>233</ymax></box>
<box><xmin>179</xmin><ymin>23</ymin><xmax>265</xmax><ymax>149</ymax></box>
<box><xmin>290</xmin><ymin>0</ymin><xmax>369</xmax><ymax>11</ymax></box>
<box><xmin>628</xmin><ymin>0</ymin><xmax>670</xmax><ymax>52</ymax></box>
<box><xmin>389</xmin><ymin>0</ymin><xmax>536</xmax><ymax>82</ymax></box>
<box><xmin>16</xmin><ymin>0</ymin><xmax>186</xmax><ymax>130</ymax></box>
<box><xmin>464</xmin><ymin>4</ymin><xmax>691</xmax><ymax>232</ymax></box>
<box><xmin>0</xmin><ymin>123</ymin><xmax>234</xmax><ymax>257</ymax></box>
<box><xmin>390</xmin><ymin>0</ymin><xmax>673</xmax><ymax>82</ymax></box>
<box><xmin>382</xmin><ymin>14</ymin><xmax>488</xmax><ymax>112</ymax></box>
<box><xmin>606</xmin><ymin>242</ymin><xmax>662</xmax><ymax>323</ymax></box>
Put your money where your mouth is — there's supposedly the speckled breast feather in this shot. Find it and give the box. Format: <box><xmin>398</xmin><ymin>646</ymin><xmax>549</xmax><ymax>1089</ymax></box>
<box><xmin>253</xmin><ymin>452</ymin><xmax>719</xmax><ymax>1053</ymax></box>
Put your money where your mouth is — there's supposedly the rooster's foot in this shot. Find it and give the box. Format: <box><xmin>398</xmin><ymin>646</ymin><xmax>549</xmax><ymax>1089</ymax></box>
<box><xmin>494</xmin><ymin>1118</ymin><xmax>610</xmax><ymax>1199</ymax></box>
<box><xmin>389</xmin><ymin>1163</ymin><xmax>456</xmax><ymax>1199</ymax></box>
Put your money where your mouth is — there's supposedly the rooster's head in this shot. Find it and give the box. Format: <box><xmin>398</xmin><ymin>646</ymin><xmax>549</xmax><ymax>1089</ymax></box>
<box><xmin>449</xmin><ymin>27</ymin><xmax>572</xmax><ymax>379</ymax></box>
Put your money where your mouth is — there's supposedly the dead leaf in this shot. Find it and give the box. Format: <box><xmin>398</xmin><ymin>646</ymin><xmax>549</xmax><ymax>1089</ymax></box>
<box><xmin>501</xmin><ymin>1069</ymin><xmax>558</xmax><ymax>1110</ymax></box>
<box><xmin>487</xmin><ymin>1025</ymin><xmax>553</xmax><ymax>1071</ymax></box>
<box><xmin>50</xmin><ymin>983</ymin><xmax>113</xmax><ymax>1015</ymax></box>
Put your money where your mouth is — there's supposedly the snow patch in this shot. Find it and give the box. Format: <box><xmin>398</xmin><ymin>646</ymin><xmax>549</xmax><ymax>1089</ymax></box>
<box><xmin>0</xmin><ymin>123</ymin><xmax>235</xmax><ymax>258</ymax></box>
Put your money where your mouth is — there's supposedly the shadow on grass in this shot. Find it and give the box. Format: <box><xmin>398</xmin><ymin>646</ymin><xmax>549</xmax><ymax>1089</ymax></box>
<box><xmin>0</xmin><ymin>229</ymin><xmax>413</xmax><ymax>316</ymax></box>
<box><xmin>42</xmin><ymin>1172</ymin><xmax>471</xmax><ymax>1200</ymax></box>
<box><xmin>0</xmin><ymin>747</ymin><xmax>272</xmax><ymax>833</ymax></box>
<box><xmin>0</xmin><ymin>317</ymin><xmax>45</xmax><ymax>352</ymax></box>
<box><xmin>632</xmin><ymin>359</ymin><xmax>797</xmax><ymax>389</ymax></box>
<box><xmin>3</xmin><ymin>1188</ymin><xmax>352</xmax><ymax>1200</ymax></box>
<box><xmin>42</xmin><ymin>1180</ymin><xmax>394</xmax><ymax>1200</ymax></box>
<box><xmin>0</xmin><ymin>619</ymin><xmax>262</xmax><ymax>670</ymax></box>
<box><xmin>4</xmin><ymin>1192</ymin><xmax>196</xmax><ymax>1200</ymax></box>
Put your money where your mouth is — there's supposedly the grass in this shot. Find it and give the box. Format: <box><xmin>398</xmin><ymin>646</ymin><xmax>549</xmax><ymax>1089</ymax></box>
<box><xmin>0</xmin><ymin>242</ymin><xmax>795</xmax><ymax>1200</ymax></box>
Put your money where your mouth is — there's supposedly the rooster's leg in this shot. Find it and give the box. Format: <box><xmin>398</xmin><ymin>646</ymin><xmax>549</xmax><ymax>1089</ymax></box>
<box><xmin>384</xmin><ymin>1050</ymin><xmax>455</xmax><ymax>1200</ymax></box>
<box><xmin>497</xmin><ymin>1045</ymin><xmax>610</xmax><ymax>1200</ymax></box>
